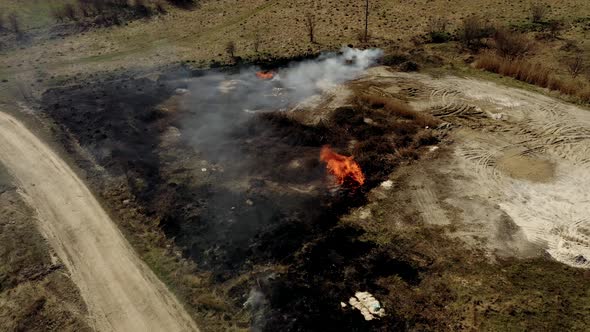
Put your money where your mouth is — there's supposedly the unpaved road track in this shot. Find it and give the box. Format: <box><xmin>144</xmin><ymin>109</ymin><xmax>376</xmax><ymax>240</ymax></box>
<box><xmin>0</xmin><ymin>111</ymin><xmax>199</xmax><ymax>332</ymax></box>
<box><xmin>356</xmin><ymin>68</ymin><xmax>590</xmax><ymax>268</ymax></box>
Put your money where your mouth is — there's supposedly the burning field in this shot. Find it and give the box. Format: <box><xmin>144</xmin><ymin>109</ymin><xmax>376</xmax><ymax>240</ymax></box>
<box><xmin>37</xmin><ymin>48</ymin><xmax>590</xmax><ymax>331</ymax></box>
<box><xmin>39</xmin><ymin>48</ymin><xmax>443</xmax><ymax>330</ymax></box>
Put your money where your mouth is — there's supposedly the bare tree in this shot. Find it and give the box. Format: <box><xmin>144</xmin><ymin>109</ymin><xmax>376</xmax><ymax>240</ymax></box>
<box><xmin>304</xmin><ymin>12</ymin><xmax>316</xmax><ymax>43</ymax></box>
<box><xmin>64</xmin><ymin>3</ymin><xmax>79</xmax><ymax>21</ymax></box>
<box><xmin>493</xmin><ymin>29</ymin><xmax>534</xmax><ymax>59</ymax></box>
<box><xmin>364</xmin><ymin>0</ymin><xmax>369</xmax><ymax>43</ymax></box>
<box><xmin>531</xmin><ymin>2</ymin><xmax>549</xmax><ymax>23</ymax></box>
<box><xmin>225</xmin><ymin>40</ymin><xmax>236</xmax><ymax>58</ymax></box>
<box><xmin>7</xmin><ymin>12</ymin><xmax>21</xmax><ymax>35</ymax></box>
<box><xmin>458</xmin><ymin>15</ymin><xmax>494</xmax><ymax>48</ymax></box>
<box><xmin>253</xmin><ymin>33</ymin><xmax>261</xmax><ymax>53</ymax></box>
<box><xmin>566</xmin><ymin>55</ymin><xmax>585</xmax><ymax>78</ymax></box>
<box><xmin>548</xmin><ymin>20</ymin><xmax>563</xmax><ymax>39</ymax></box>
<box><xmin>155</xmin><ymin>1</ymin><xmax>167</xmax><ymax>14</ymax></box>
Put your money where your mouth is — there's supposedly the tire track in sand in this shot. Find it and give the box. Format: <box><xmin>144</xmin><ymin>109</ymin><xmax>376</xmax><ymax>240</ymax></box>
<box><xmin>367</xmin><ymin>69</ymin><xmax>590</xmax><ymax>267</ymax></box>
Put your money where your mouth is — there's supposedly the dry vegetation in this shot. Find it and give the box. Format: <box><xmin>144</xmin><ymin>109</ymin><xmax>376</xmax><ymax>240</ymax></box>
<box><xmin>50</xmin><ymin>0</ymin><xmax>195</xmax><ymax>28</ymax></box>
<box><xmin>475</xmin><ymin>52</ymin><xmax>590</xmax><ymax>102</ymax></box>
<box><xmin>358</xmin><ymin>94</ymin><xmax>439</xmax><ymax>128</ymax></box>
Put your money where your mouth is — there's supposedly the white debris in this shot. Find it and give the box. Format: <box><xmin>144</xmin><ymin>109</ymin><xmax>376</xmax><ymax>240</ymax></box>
<box><xmin>340</xmin><ymin>302</ymin><xmax>347</xmax><ymax>308</ymax></box>
<box><xmin>490</xmin><ymin>112</ymin><xmax>507</xmax><ymax>120</ymax></box>
<box><xmin>348</xmin><ymin>291</ymin><xmax>386</xmax><ymax>321</ymax></box>
<box><xmin>174</xmin><ymin>88</ymin><xmax>189</xmax><ymax>95</ymax></box>
<box><xmin>245</xmin><ymin>199</ymin><xmax>254</xmax><ymax>206</ymax></box>
<box><xmin>363</xmin><ymin>117</ymin><xmax>374</xmax><ymax>124</ymax></box>
<box><xmin>428</xmin><ymin>146</ymin><xmax>439</xmax><ymax>152</ymax></box>
<box><xmin>380</xmin><ymin>180</ymin><xmax>393</xmax><ymax>189</ymax></box>
<box><xmin>201</xmin><ymin>168</ymin><xmax>207</xmax><ymax>172</ymax></box>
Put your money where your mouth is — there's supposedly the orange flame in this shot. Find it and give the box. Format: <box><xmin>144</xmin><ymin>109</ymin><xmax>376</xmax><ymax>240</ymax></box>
<box><xmin>256</xmin><ymin>71</ymin><xmax>275</xmax><ymax>80</ymax></box>
<box><xmin>320</xmin><ymin>146</ymin><xmax>365</xmax><ymax>187</ymax></box>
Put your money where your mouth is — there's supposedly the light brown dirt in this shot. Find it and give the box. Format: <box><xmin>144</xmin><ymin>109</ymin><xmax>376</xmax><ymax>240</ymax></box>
<box><xmin>352</xmin><ymin>67</ymin><xmax>590</xmax><ymax>268</ymax></box>
<box><xmin>0</xmin><ymin>111</ymin><xmax>199</xmax><ymax>332</ymax></box>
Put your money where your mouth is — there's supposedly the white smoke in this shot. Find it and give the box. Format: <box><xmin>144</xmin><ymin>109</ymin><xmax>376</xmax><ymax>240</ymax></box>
<box><xmin>279</xmin><ymin>47</ymin><xmax>384</xmax><ymax>99</ymax></box>
<box><xmin>180</xmin><ymin>48</ymin><xmax>382</xmax><ymax>159</ymax></box>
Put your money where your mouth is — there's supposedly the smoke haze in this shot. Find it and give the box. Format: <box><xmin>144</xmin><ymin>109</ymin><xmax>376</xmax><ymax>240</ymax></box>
<box><xmin>179</xmin><ymin>47</ymin><xmax>383</xmax><ymax>160</ymax></box>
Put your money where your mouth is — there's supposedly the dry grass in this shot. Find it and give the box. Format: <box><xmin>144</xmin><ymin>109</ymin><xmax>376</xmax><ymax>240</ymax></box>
<box><xmin>358</xmin><ymin>95</ymin><xmax>439</xmax><ymax>128</ymax></box>
<box><xmin>577</xmin><ymin>87</ymin><xmax>590</xmax><ymax>103</ymax></box>
<box><xmin>475</xmin><ymin>52</ymin><xmax>590</xmax><ymax>103</ymax></box>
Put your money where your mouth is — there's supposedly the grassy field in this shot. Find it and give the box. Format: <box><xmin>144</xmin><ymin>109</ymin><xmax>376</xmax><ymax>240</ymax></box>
<box><xmin>1</xmin><ymin>0</ymin><xmax>589</xmax><ymax>80</ymax></box>
<box><xmin>1</xmin><ymin>1</ymin><xmax>590</xmax><ymax>331</ymax></box>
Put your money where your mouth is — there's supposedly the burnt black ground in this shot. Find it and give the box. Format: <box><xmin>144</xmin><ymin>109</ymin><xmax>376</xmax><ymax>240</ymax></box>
<box><xmin>40</xmin><ymin>67</ymin><xmax>434</xmax><ymax>331</ymax></box>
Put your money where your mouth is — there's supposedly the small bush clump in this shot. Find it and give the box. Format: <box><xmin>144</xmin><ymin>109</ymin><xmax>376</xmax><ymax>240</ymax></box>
<box><xmin>51</xmin><ymin>0</ymin><xmax>187</xmax><ymax>28</ymax></box>
<box><xmin>492</xmin><ymin>29</ymin><xmax>534</xmax><ymax>59</ymax></box>
<box><xmin>381</xmin><ymin>54</ymin><xmax>408</xmax><ymax>66</ymax></box>
<box><xmin>530</xmin><ymin>2</ymin><xmax>549</xmax><ymax>23</ymax></box>
<box><xmin>428</xmin><ymin>17</ymin><xmax>452</xmax><ymax>43</ymax></box>
<box><xmin>458</xmin><ymin>16</ymin><xmax>495</xmax><ymax>49</ymax></box>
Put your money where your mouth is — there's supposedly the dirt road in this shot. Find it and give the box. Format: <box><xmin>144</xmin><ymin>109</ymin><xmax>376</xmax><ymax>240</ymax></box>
<box><xmin>0</xmin><ymin>111</ymin><xmax>199</xmax><ymax>331</ymax></box>
<box><xmin>351</xmin><ymin>68</ymin><xmax>590</xmax><ymax>268</ymax></box>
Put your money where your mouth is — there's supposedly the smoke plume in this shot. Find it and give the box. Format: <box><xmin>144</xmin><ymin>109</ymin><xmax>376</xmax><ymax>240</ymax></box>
<box><xmin>179</xmin><ymin>47</ymin><xmax>383</xmax><ymax>160</ymax></box>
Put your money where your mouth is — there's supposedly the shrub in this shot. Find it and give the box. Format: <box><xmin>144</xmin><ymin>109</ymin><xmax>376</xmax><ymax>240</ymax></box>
<box><xmin>134</xmin><ymin>0</ymin><xmax>153</xmax><ymax>17</ymax></box>
<box><xmin>578</xmin><ymin>87</ymin><xmax>590</xmax><ymax>103</ymax></box>
<box><xmin>547</xmin><ymin>19</ymin><xmax>563</xmax><ymax>38</ymax></box>
<box><xmin>381</xmin><ymin>54</ymin><xmax>408</xmax><ymax>66</ymax></box>
<box><xmin>492</xmin><ymin>29</ymin><xmax>534</xmax><ymax>59</ymax></box>
<box><xmin>166</xmin><ymin>0</ymin><xmax>196</xmax><ymax>9</ymax></box>
<box><xmin>531</xmin><ymin>2</ymin><xmax>549</xmax><ymax>23</ymax></box>
<box><xmin>429</xmin><ymin>31</ymin><xmax>452</xmax><ymax>43</ymax></box>
<box><xmin>155</xmin><ymin>1</ymin><xmax>167</xmax><ymax>14</ymax></box>
<box><xmin>356</xmin><ymin>29</ymin><xmax>372</xmax><ymax>44</ymax></box>
<box><xmin>7</xmin><ymin>12</ymin><xmax>21</xmax><ymax>34</ymax></box>
<box><xmin>400</xmin><ymin>61</ymin><xmax>419</xmax><ymax>72</ymax></box>
<box><xmin>428</xmin><ymin>17</ymin><xmax>452</xmax><ymax>43</ymax></box>
<box><xmin>566</xmin><ymin>55</ymin><xmax>585</xmax><ymax>78</ymax></box>
<box><xmin>458</xmin><ymin>16</ymin><xmax>494</xmax><ymax>48</ymax></box>
<box><xmin>58</xmin><ymin>3</ymin><xmax>79</xmax><ymax>21</ymax></box>
<box><xmin>225</xmin><ymin>41</ymin><xmax>236</xmax><ymax>58</ymax></box>
<box><xmin>395</xmin><ymin>146</ymin><xmax>419</xmax><ymax>160</ymax></box>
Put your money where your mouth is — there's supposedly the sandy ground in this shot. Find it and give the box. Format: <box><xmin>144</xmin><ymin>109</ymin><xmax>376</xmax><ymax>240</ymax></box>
<box><xmin>349</xmin><ymin>67</ymin><xmax>590</xmax><ymax>268</ymax></box>
<box><xmin>0</xmin><ymin>111</ymin><xmax>199</xmax><ymax>331</ymax></box>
